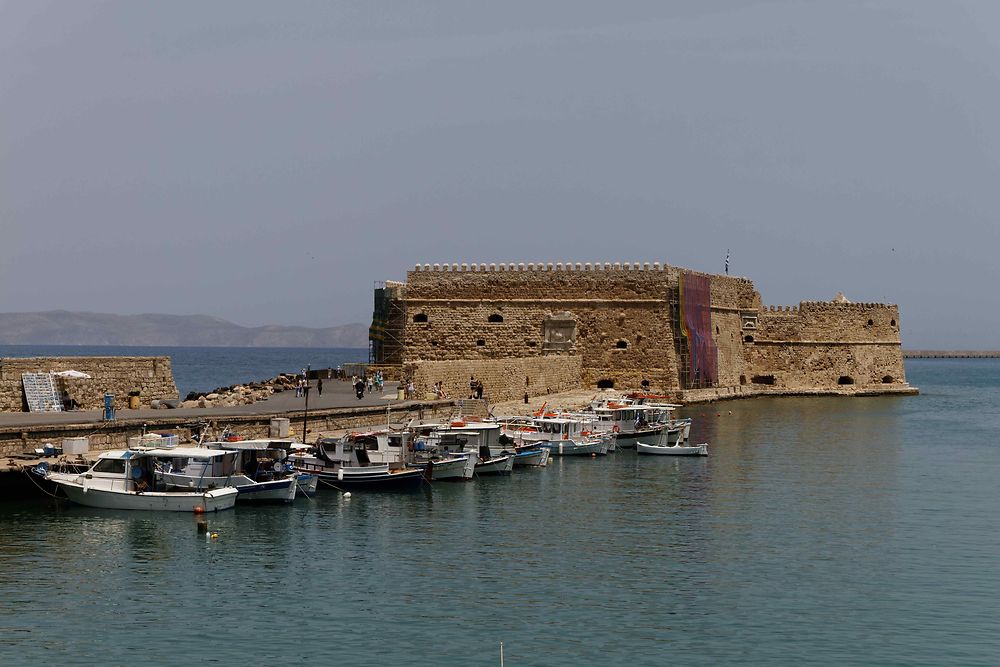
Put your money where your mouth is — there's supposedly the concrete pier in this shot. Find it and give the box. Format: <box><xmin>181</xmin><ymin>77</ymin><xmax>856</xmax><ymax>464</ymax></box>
<box><xmin>903</xmin><ymin>351</ymin><xmax>1000</xmax><ymax>358</ymax></box>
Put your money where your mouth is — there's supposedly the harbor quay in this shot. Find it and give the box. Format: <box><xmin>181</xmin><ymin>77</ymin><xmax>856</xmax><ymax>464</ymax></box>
<box><xmin>0</xmin><ymin>377</ymin><xmax>467</xmax><ymax>499</ymax></box>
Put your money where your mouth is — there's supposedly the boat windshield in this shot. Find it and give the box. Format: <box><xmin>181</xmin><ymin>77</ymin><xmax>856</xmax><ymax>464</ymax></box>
<box><xmin>92</xmin><ymin>458</ymin><xmax>126</xmax><ymax>475</ymax></box>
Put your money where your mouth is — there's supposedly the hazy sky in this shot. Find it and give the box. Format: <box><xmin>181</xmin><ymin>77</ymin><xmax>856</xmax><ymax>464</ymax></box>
<box><xmin>3</xmin><ymin>1</ymin><xmax>999</xmax><ymax>347</ymax></box>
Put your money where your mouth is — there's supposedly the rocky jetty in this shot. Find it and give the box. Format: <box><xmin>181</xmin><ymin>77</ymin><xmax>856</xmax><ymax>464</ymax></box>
<box><xmin>177</xmin><ymin>374</ymin><xmax>299</xmax><ymax>409</ymax></box>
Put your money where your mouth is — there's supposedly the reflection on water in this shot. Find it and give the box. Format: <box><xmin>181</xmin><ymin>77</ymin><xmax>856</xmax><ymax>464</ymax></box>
<box><xmin>2</xmin><ymin>360</ymin><xmax>1000</xmax><ymax>664</ymax></box>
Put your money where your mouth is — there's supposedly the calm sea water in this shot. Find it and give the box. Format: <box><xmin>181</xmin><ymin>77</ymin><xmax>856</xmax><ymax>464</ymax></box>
<box><xmin>2</xmin><ymin>358</ymin><xmax>1000</xmax><ymax>665</ymax></box>
<box><xmin>0</xmin><ymin>345</ymin><xmax>368</xmax><ymax>397</ymax></box>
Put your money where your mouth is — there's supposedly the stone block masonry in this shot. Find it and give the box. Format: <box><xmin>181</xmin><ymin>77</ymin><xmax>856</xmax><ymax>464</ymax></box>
<box><xmin>0</xmin><ymin>357</ymin><xmax>179</xmax><ymax>412</ymax></box>
<box><xmin>403</xmin><ymin>356</ymin><xmax>583</xmax><ymax>404</ymax></box>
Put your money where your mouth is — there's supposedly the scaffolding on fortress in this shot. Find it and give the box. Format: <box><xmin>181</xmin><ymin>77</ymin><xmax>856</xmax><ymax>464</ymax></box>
<box><xmin>369</xmin><ymin>281</ymin><xmax>406</xmax><ymax>365</ymax></box>
<box><xmin>669</xmin><ymin>273</ymin><xmax>719</xmax><ymax>390</ymax></box>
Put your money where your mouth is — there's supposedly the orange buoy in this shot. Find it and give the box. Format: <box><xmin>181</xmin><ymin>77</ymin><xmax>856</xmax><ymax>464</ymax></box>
<box><xmin>193</xmin><ymin>506</ymin><xmax>205</xmax><ymax>514</ymax></box>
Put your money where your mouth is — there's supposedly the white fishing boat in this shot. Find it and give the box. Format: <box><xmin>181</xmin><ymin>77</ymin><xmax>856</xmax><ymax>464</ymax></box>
<box><xmin>636</xmin><ymin>424</ymin><xmax>708</xmax><ymax>456</ymax></box>
<box><xmin>39</xmin><ymin>449</ymin><xmax>239</xmax><ymax>512</ymax></box>
<box><xmin>516</xmin><ymin>416</ymin><xmax>612</xmax><ymax>456</ymax></box>
<box><xmin>636</xmin><ymin>441</ymin><xmax>708</xmax><ymax>456</ymax></box>
<box><xmin>191</xmin><ymin>439</ymin><xmax>314</xmax><ymax>502</ymax></box>
<box><xmin>512</xmin><ymin>447</ymin><xmax>550</xmax><ymax>467</ymax></box>
<box><xmin>291</xmin><ymin>438</ymin><xmax>427</xmax><ymax>492</ymax></box>
<box><xmin>403</xmin><ymin>426</ymin><xmax>478</xmax><ymax>481</ymax></box>
<box><xmin>586</xmin><ymin>404</ymin><xmax>666</xmax><ymax>448</ymax></box>
<box><xmin>496</xmin><ymin>417</ymin><xmax>552</xmax><ymax>466</ymax></box>
<box><xmin>473</xmin><ymin>445</ymin><xmax>515</xmax><ymax>475</ymax></box>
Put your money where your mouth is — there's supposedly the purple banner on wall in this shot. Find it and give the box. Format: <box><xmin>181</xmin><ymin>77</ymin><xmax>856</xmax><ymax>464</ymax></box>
<box><xmin>680</xmin><ymin>273</ymin><xmax>718</xmax><ymax>387</ymax></box>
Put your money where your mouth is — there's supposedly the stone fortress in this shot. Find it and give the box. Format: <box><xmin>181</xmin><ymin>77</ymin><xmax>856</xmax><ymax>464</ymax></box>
<box><xmin>370</xmin><ymin>261</ymin><xmax>916</xmax><ymax>403</ymax></box>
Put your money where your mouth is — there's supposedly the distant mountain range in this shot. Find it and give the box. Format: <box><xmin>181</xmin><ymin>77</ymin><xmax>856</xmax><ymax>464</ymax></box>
<box><xmin>0</xmin><ymin>311</ymin><xmax>368</xmax><ymax>348</ymax></box>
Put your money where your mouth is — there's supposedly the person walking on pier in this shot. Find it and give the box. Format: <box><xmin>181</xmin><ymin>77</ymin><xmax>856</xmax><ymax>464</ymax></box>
<box><xmin>355</xmin><ymin>377</ymin><xmax>365</xmax><ymax>400</ymax></box>
<box><xmin>317</xmin><ymin>378</ymin><xmax>323</xmax><ymax>396</ymax></box>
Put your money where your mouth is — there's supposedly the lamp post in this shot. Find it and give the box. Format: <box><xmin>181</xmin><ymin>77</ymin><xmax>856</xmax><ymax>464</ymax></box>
<box><xmin>302</xmin><ymin>364</ymin><xmax>311</xmax><ymax>444</ymax></box>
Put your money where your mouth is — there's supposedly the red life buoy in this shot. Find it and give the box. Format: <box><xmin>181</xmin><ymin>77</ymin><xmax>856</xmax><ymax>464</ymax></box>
<box><xmin>612</xmin><ymin>425</ymin><xmax>620</xmax><ymax>433</ymax></box>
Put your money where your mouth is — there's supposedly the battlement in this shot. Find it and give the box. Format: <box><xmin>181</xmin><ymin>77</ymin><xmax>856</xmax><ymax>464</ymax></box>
<box><xmin>761</xmin><ymin>301</ymin><xmax>898</xmax><ymax>315</ymax></box>
<box><xmin>410</xmin><ymin>261</ymin><xmax>753</xmax><ymax>282</ymax></box>
<box><xmin>798</xmin><ymin>301</ymin><xmax>898</xmax><ymax>310</ymax></box>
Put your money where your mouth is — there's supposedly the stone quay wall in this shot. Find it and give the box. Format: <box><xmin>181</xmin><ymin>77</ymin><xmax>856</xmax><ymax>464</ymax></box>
<box><xmin>0</xmin><ymin>402</ymin><xmax>459</xmax><ymax>459</ymax></box>
<box><xmin>382</xmin><ymin>261</ymin><xmax>911</xmax><ymax>398</ymax></box>
<box><xmin>403</xmin><ymin>355</ymin><xmax>583</xmax><ymax>404</ymax></box>
<box><xmin>0</xmin><ymin>357</ymin><xmax>179</xmax><ymax>412</ymax></box>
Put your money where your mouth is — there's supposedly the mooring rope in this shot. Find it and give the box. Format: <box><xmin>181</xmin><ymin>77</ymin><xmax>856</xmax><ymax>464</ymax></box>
<box><xmin>19</xmin><ymin>466</ymin><xmax>64</xmax><ymax>500</ymax></box>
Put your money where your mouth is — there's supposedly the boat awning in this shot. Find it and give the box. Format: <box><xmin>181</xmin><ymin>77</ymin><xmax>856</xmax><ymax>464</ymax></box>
<box><xmin>204</xmin><ymin>439</ymin><xmax>301</xmax><ymax>451</ymax></box>
<box><xmin>142</xmin><ymin>447</ymin><xmax>239</xmax><ymax>458</ymax></box>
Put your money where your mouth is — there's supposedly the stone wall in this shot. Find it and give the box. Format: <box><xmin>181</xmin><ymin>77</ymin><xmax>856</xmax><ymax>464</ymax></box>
<box><xmin>0</xmin><ymin>357</ymin><xmax>179</xmax><ymax>412</ymax></box>
<box><xmin>403</xmin><ymin>355</ymin><xmax>583</xmax><ymax>404</ymax></box>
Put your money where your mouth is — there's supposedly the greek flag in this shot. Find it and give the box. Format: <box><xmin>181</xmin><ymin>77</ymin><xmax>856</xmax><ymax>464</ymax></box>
<box><xmin>725</xmin><ymin>249</ymin><xmax>730</xmax><ymax>275</ymax></box>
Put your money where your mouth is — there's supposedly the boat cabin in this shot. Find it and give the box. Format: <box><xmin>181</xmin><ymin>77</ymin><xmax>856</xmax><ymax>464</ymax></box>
<box><xmin>202</xmin><ymin>439</ymin><xmax>293</xmax><ymax>480</ymax></box>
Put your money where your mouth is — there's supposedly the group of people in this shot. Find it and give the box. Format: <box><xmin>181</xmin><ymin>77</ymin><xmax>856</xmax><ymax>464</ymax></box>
<box><xmin>469</xmin><ymin>376</ymin><xmax>484</xmax><ymax>400</ymax></box>
<box><xmin>351</xmin><ymin>371</ymin><xmax>385</xmax><ymax>400</ymax></box>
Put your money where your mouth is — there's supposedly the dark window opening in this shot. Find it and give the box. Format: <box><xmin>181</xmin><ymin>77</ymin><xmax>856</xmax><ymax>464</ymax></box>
<box><xmin>890</xmin><ymin>319</ymin><xmax>896</xmax><ymax>327</ymax></box>
<box><xmin>867</xmin><ymin>319</ymin><xmax>874</xmax><ymax>326</ymax></box>
<box><xmin>430</xmin><ymin>340</ymin><xmax>439</xmax><ymax>347</ymax></box>
<box><xmin>526</xmin><ymin>341</ymin><xmax>537</xmax><ymax>347</ymax></box>
<box><xmin>838</xmin><ymin>376</ymin><xmax>855</xmax><ymax>385</ymax></box>
<box><xmin>744</xmin><ymin>335</ymin><xmax>755</xmax><ymax>343</ymax></box>
<box><xmin>640</xmin><ymin>380</ymin><xmax>650</xmax><ymax>388</ymax></box>
<box><xmin>476</xmin><ymin>339</ymin><xmax>485</xmax><ymax>347</ymax></box>
<box><xmin>751</xmin><ymin>375</ymin><xmax>775</xmax><ymax>385</ymax></box>
<box><xmin>882</xmin><ymin>375</ymin><xmax>894</xmax><ymax>383</ymax></box>
<box><xmin>740</xmin><ymin>375</ymin><xmax>747</xmax><ymax>385</ymax></box>
<box><xmin>413</xmin><ymin>313</ymin><xmax>428</xmax><ymax>323</ymax></box>
<box><xmin>488</xmin><ymin>313</ymin><xmax>504</xmax><ymax>323</ymax></box>
<box><xmin>596</xmin><ymin>379</ymin><xmax>615</xmax><ymax>389</ymax></box>
<box><xmin>716</xmin><ymin>326</ymin><xmax>720</xmax><ymax>335</ymax></box>
<box><xmin>615</xmin><ymin>340</ymin><xmax>628</xmax><ymax>349</ymax></box>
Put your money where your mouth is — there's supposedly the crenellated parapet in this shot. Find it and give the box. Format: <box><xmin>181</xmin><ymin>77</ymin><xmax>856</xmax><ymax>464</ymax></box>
<box><xmin>405</xmin><ymin>260</ymin><xmax>755</xmax><ymax>304</ymax></box>
<box><xmin>410</xmin><ymin>260</ymin><xmax>754</xmax><ymax>281</ymax></box>
<box><xmin>754</xmin><ymin>300</ymin><xmax>901</xmax><ymax>345</ymax></box>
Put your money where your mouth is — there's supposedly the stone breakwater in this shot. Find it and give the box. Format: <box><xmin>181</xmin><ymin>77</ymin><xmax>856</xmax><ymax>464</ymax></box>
<box><xmin>178</xmin><ymin>373</ymin><xmax>300</xmax><ymax>409</ymax></box>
